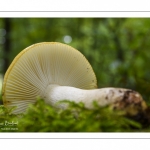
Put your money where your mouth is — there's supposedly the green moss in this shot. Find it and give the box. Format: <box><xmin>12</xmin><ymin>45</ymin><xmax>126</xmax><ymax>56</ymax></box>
<box><xmin>0</xmin><ymin>98</ymin><xmax>144</xmax><ymax>132</ymax></box>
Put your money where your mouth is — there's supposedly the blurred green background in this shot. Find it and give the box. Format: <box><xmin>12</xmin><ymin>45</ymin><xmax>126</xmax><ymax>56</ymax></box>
<box><xmin>1</xmin><ymin>18</ymin><xmax>150</xmax><ymax>104</ymax></box>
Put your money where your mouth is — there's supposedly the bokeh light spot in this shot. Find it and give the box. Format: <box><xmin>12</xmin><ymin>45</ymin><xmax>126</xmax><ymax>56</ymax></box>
<box><xmin>63</xmin><ymin>35</ymin><xmax>72</xmax><ymax>44</ymax></box>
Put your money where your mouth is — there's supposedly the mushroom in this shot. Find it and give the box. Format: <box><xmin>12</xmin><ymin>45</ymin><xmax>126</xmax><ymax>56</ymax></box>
<box><xmin>2</xmin><ymin>42</ymin><xmax>147</xmax><ymax>114</ymax></box>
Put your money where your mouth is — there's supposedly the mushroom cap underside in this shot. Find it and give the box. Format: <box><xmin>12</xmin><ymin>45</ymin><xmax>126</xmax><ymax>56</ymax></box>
<box><xmin>2</xmin><ymin>42</ymin><xmax>97</xmax><ymax>113</ymax></box>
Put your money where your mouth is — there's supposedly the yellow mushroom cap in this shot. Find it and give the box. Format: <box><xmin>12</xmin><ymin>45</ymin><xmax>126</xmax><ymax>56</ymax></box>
<box><xmin>2</xmin><ymin>42</ymin><xmax>97</xmax><ymax>113</ymax></box>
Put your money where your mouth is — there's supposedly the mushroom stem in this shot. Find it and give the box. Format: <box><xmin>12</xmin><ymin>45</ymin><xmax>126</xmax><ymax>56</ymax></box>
<box><xmin>45</xmin><ymin>84</ymin><xmax>145</xmax><ymax>109</ymax></box>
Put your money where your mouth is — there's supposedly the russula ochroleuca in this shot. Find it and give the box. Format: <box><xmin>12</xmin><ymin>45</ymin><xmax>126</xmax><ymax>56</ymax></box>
<box><xmin>2</xmin><ymin>42</ymin><xmax>147</xmax><ymax>114</ymax></box>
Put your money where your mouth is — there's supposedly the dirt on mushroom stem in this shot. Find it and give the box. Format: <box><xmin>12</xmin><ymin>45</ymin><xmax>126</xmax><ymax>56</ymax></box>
<box><xmin>109</xmin><ymin>90</ymin><xmax>150</xmax><ymax>128</ymax></box>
